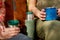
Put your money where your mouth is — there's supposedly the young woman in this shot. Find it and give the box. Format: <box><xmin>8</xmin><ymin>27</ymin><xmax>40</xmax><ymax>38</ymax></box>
<box><xmin>28</xmin><ymin>0</ymin><xmax>60</xmax><ymax>40</ymax></box>
<box><xmin>0</xmin><ymin>0</ymin><xmax>32</xmax><ymax>40</ymax></box>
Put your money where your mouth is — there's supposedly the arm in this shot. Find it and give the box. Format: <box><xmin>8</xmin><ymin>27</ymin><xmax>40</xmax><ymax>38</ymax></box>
<box><xmin>28</xmin><ymin>0</ymin><xmax>46</xmax><ymax>20</ymax></box>
<box><xmin>28</xmin><ymin>0</ymin><xmax>39</xmax><ymax>14</ymax></box>
<box><xmin>28</xmin><ymin>0</ymin><xmax>36</xmax><ymax>11</ymax></box>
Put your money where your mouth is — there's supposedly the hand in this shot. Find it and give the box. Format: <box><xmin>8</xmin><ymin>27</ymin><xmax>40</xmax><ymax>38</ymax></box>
<box><xmin>0</xmin><ymin>27</ymin><xmax>20</xmax><ymax>39</ymax></box>
<box><xmin>35</xmin><ymin>9</ymin><xmax>46</xmax><ymax>20</ymax></box>
<box><xmin>57</xmin><ymin>8</ymin><xmax>60</xmax><ymax>17</ymax></box>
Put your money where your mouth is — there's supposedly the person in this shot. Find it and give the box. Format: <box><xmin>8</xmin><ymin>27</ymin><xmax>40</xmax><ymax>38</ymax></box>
<box><xmin>0</xmin><ymin>0</ymin><xmax>32</xmax><ymax>40</ymax></box>
<box><xmin>28</xmin><ymin>0</ymin><xmax>60</xmax><ymax>40</ymax></box>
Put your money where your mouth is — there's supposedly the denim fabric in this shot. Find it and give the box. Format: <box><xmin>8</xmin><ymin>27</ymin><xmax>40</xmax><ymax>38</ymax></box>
<box><xmin>9</xmin><ymin>33</ymin><xmax>32</xmax><ymax>40</ymax></box>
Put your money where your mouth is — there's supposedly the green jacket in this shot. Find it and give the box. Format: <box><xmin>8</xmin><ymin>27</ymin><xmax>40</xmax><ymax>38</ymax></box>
<box><xmin>36</xmin><ymin>0</ymin><xmax>60</xmax><ymax>10</ymax></box>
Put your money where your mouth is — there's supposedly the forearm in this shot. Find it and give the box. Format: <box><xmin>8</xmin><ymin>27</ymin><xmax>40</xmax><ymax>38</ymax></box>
<box><xmin>31</xmin><ymin>6</ymin><xmax>40</xmax><ymax>14</ymax></box>
<box><xmin>28</xmin><ymin>0</ymin><xmax>40</xmax><ymax>15</ymax></box>
<box><xmin>28</xmin><ymin>0</ymin><xmax>37</xmax><ymax>12</ymax></box>
<box><xmin>28</xmin><ymin>5</ymin><xmax>40</xmax><ymax>16</ymax></box>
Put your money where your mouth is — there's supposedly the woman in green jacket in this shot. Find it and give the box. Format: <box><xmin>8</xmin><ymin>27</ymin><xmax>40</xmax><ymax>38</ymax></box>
<box><xmin>28</xmin><ymin>0</ymin><xmax>60</xmax><ymax>40</ymax></box>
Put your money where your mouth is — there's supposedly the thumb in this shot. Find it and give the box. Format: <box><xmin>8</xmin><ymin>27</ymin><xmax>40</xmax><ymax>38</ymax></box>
<box><xmin>0</xmin><ymin>24</ymin><xmax>5</xmax><ymax>32</ymax></box>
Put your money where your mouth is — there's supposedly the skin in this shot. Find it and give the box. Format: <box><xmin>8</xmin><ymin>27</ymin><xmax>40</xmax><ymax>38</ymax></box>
<box><xmin>28</xmin><ymin>0</ymin><xmax>60</xmax><ymax>20</ymax></box>
<box><xmin>0</xmin><ymin>27</ymin><xmax>20</xmax><ymax>39</ymax></box>
<box><xmin>0</xmin><ymin>0</ymin><xmax>20</xmax><ymax>39</ymax></box>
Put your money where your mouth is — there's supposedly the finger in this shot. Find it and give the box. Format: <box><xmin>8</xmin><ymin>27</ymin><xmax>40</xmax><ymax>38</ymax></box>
<box><xmin>6</xmin><ymin>27</ymin><xmax>20</xmax><ymax>31</ymax></box>
<box><xmin>38</xmin><ymin>13</ymin><xmax>46</xmax><ymax>20</ymax></box>
<box><xmin>57</xmin><ymin>10</ymin><xmax>60</xmax><ymax>16</ymax></box>
<box><xmin>9</xmin><ymin>33</ymin><xmax>19</xmax><ymax>37</ymax></box>
<box><xmin>38</xmin><ymin>15</ymin><xmax>45</xmax><ymax>20</ymax></box>
<box><xmin>8</xmin><ymin>30</ymin><xmax>20</xmax><ymax>34</ymax></box>
<box><xmin>41</xmin><ymin>9</ymin><xmax>45</xmax><ymax>12</ymax></box>
<box><xmin>58</xmin><ymin>10</ymin><xmax>60</xmax><ymax>13</ymax></box>
<box><xmin>57</xmin><ymin>8</ymin><xmax>60</xmax><ymax>12</ymax></box>
<box><xmin>1</xmin><ymin>31</ymin><xmax>19</xmax><ymax>38</ymax></box>
<box><xmin>40</xmin><ymin>17</ymin><xmax>45</xmax><ymax>20</ymax></box>
<box><xmin>0</xmin><ymin>25</ymin><xmax>5</xmax><ymax>32</ymax></box>
<box><xmin>40</xmin><ymin>15</ymin><xmax>46</xmax><ymax>18</ymax></box>
<box><xmin>14</xmin><ymin>27</ymin><xmax>20</xmax><ymax>31</ymax></box>
<box><xmin>13</xmin><ymin>30</ymin><xmax>20</xmax><ymax>33</ymax></box>
<box><xmin>3</xmin><ymin>28</ymin><xmax>20</xmax><ymax>35</ymax></box>
<box><xmin>40</xmin><ymin>12</ymin><xmax>46</xmax><ymax>15</ymax></box>
<box><xmin>3</xmin><ymin>33</ymin><xmax>18</xmax><ymax>39</ymax></box>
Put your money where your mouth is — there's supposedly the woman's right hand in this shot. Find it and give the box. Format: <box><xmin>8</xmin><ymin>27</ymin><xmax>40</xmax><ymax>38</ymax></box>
<box><xmin>28</xmin><ymin>0</ymin><xmax>46</xmax><ymax>20</ymax></box>
<box><xmin>0</xmin><ymin>27</ymin><xmax>20</xmax><ymax>39</ymax></box>
<box><xmin>35</xmin><ymin>9</ymin><xmax>46</xmax><ymax>20</ymax></box>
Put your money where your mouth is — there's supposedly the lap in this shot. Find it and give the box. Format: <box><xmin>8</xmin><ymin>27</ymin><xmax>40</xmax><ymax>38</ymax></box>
<box><xmin>36</xmin><ymin>19</ymin><xmax>45</xmax><ymax>39</ymax></box>
<box><xmin>43</xmin><ymin>20</ymin><xmax>60</xmax><ymax>40</ymax></box>
<box><xmin>8</xmin><ymin>33</ymin><xmax>32</xmax><ymax>40</ymax></box>
<box><xmin>36</xmin><ymin>19</ymin><xmax>60</xmax><ymax>40</ymax></box>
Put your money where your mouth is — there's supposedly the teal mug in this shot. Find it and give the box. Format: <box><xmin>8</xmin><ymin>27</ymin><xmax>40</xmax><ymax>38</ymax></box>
<box><xmin>7</xmin><ymin>20</ymin><xmax>19</xmax><ymax>27</ymax></box>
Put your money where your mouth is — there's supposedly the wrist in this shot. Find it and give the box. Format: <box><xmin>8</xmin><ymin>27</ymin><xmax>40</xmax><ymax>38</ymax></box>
<box><xmin>0</xmin><ymin>37</ymin><xmax>5</xmax><ymax>40</ymax></box>
<box><xmin>0</xmin><ymin>37</ymin><xmax>7</xmax><ymax>40</ymax></box>
<box><xmin>31</xmin><ymin>7</ymin><xmax>40</xmax><ymax>15</ymax></box>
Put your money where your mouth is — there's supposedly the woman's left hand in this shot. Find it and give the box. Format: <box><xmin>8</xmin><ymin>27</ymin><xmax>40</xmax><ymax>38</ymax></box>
<box><xmin>57</xmin><ymin>8</ymin><xmax>60</xmax><ymax>17</ymax></box>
